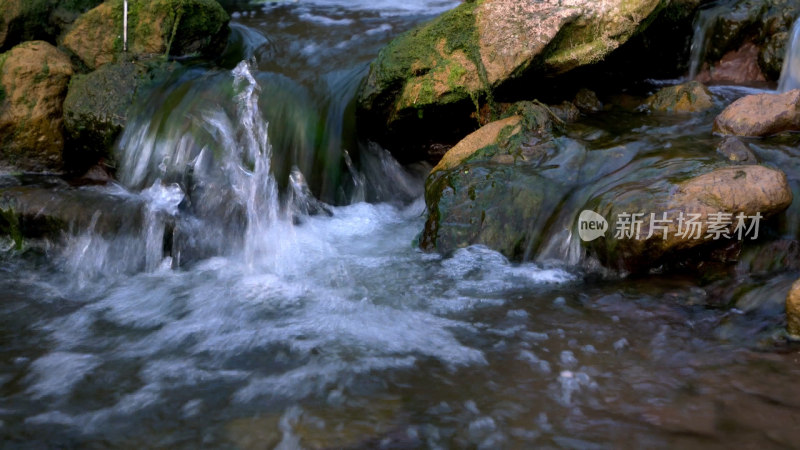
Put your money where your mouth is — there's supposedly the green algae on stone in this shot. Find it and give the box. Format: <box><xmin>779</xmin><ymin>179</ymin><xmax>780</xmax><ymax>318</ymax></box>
<box><xmin>62</xmin><ymin>58</ymin><xmax>179</xmax><ymax>169</ymax></box>
<box><xmin>358</xmin><ymin>0</ymin><xmax>667</xmax><ymax>140</ymax></box>
<box><xmin>61</xmin><ymin>0</ymin><xmax>229</xmax><ymax>69</ymax></box>
<box><xmin>645</xmin><ymin>81</ymin><xmax>714</xmax><ymax>114</ymax></box>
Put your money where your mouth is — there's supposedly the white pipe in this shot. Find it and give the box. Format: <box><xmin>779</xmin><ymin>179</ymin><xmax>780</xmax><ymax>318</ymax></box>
<box><xmin>123</xmin><ymin>0</ymin><xmax>128</xmax><ymax>52</ymax></box>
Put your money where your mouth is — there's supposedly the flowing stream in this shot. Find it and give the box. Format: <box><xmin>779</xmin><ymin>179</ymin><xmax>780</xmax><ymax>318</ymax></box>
<box><xmin>2</xmin><ymin>1</ymin><xmax>800</xmax><ymax>448</ymax></box>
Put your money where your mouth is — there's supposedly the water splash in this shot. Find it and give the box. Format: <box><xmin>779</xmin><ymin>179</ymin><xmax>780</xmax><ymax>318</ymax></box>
<box><xmin>778</xmin><ymin>18</ymin><xmax>800</xmax><ymax>92</ymax></box>
<box><xmin>231</xmin><ymin>60</ymin><xmax>283</xmax><ymax>264</ymax></box>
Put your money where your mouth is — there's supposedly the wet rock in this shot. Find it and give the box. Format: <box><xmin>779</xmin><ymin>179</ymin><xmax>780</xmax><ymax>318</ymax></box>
<box><xmin>62</xmin><ymin>59</ymin><xmax>178</xmax><ymax>169</ymax></box>
<box><xmin>49</xmin><ymin>1</ymin><xmax>105</xmax><ymax>34</ymax></box>
<box><xmin>690</xmin><ymin>0</ymin><xmax>800</xmax><ymax>83</ymax></box>
<box><xmin>358</xmin><ymin>0</ymin><xmax>664</xmax><ymax>132</ymax></box>
<box><xmin>587</xmin><ymin>165</ymin><xmax>793</xmax><ymax>272</ymax></box>
<box><xmin>430</xmin><ymin>115</ymin><xmax>524</xmax><ymax>174</ymax></box>
<box><xmin>0</xmin><ymin>41</ymin><xmax>74</xmax><ymax>171</ymax></box>
<box><xmin>695</xmin><ymin>42</ymin><xmax>767</xmax><ymax>85</ymax></box>
<box><xmin>573</xmin><ymin>88</ymin><xmax>603</xmax><ymax>114</ymax></box>
<box><xmin>0</xmin><ymin>182</ymin><xmax>146</xmax><ymax>240</ymax></box>
<box><xmin>713</xmin><ymin>89</ymin><xmax>800</xmax><ymax>136</ymax></box>
<box><xmin>787</xmin><ymin>278</ymin><xmax>800</xmax><ymax>337</ymax></box>
<box><xmin>61</xmin><ymin>0</ymin><xmax>230</xmax><ymax>70</ymax></box>
<box><xmin>758</xmin><ymin>0</ymin><xmax>800</xmax><ymax>79</ymax></box>
<box><xmin>421</xmin><ymin>155</ymin><xmax>571</xmax><ymax>259</ymax></box>
<box><xmin>549</xmin><ymin>101</ymin><xmax>581</xmax><ymax>122</ymax></box>
<box><xmin>421</xmin><ymin>103</ymin><xmax>569</xmax><ymax>258</ymax></box>
<box><xmin>645</xmin><ymin>81</ymin><xmax>714</xmax><ymax>113</ymax></box>
<box><xmin>430</xmin><ymin>101</ymin><xmax>557</xmax><ymax>172</ymax></box>
<box><xmin>703</xmin><ymin>2</ymin><xmax>764</xmax><ymax>64</ymax></box>
<box><xmin>716</xmin><ymin>137</ymin><xmax>757</xmax><ymax>163</ymax></box>
<box><xmin>759</xmin><ymin>30</ymin><xmax>788</xmax><ymax>80</ymax></box>
<box><xmin>736</xmin><ymin>239</ymin><xmax>800</xmax><ymax>277</ymax></box>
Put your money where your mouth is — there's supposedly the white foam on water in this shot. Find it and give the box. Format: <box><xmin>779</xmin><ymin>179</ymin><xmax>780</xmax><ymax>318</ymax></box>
<box><xmin>298</xmin><ymin>13</ymin><xmax>354</xmax><ymax>26</ymax></box>
<box><xmin>25</xmin><ymin>352</ymin><xmax>100</xmax><ymax>400</ymax></box>
<box><xmin>300</xmin><ymin>0</ymin><xmax>459</xmax><ymax>16</ymax></box>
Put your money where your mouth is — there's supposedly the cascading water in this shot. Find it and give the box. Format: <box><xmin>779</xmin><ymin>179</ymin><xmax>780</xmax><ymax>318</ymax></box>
<box><xmin>778</xmin><ymin>18</ymin><xmax>800</xmax><ymax>92</ymax></box>
<box><xmin>687</xmin><ymin>2</ymin><xmax>726</xmax><ymax>80</ymax></box>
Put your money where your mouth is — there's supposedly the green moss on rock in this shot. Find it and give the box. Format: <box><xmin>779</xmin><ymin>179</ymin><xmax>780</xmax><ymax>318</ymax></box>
<box><xmin>62</xmin><ymin>59</ymin><xmax>179</xmax><ymax>169</ymax></box>
<box><xmin>62</xmin><ymin>0</ymin><xmax>229</xmax><ymax>69</ymax></box>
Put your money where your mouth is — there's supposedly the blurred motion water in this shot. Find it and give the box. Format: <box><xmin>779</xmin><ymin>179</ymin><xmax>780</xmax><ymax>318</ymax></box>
<box><xmin>779</xmin><ymin>18</ymin><xmax>800</xmax><ymax>92</ymax></box>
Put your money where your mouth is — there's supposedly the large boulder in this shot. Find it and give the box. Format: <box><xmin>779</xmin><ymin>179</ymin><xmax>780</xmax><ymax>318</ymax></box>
<box><xmin>61</xmin><ymin>0</ymin><xmax>229</xmax><ymax>70</ymax></box>
<box><xmin>716</xmin><ymin>137</ymin><xmax>758</xmax><ymax>163</ymax></box>
<box><xmin>0</xmin><ymin>41</ymin><xmax>74</xmax><ymax>171</ymax></box>
<box><xmin>645</xmin><ymin>81</ymin><xmax>714</xmax><ymax>113</ymax></box>
<box><xmin>358</xmin><ymin>0</ymin><xmax>665</xmax><ymax>132</ymax></box>
<box><xmin>713</xmin><ymin>89</ymin><xmax>800</xmax><ymax>136</ymax></box>
<box><xmin>62</xmin><ymin>59</ymin><xmax>178</xmax><ymax>169</ymax></box>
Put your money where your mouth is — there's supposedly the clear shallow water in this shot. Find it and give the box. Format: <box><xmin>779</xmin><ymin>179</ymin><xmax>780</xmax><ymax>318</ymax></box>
<box><xmin>2</xmin><ymin>196</ymin><xmax>799</xmax><ymax>448</ymax></box>
<box><xmin>2</xmin><ymin>1</ymin><xmax>800</xmax><ymax>448</ymax></box>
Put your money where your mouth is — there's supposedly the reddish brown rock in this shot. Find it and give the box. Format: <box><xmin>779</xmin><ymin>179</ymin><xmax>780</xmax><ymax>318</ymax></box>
<box><xmin>713</xmin><ymin>89</ymin><xmax>800</xmax><ymax>136</ymax></box>
<box><xmin>0</xmin><ymin>41</ymin><xmax>74</xmax><ymax>171</ymax></box>
<box><xmin>696</xmin><ymin>42</ymin><xmax>767</xmax><ymax>85</ymax></box>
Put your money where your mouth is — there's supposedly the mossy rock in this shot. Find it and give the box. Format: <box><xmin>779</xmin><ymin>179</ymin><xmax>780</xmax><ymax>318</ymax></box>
<box><xmin>644</xmin><ymin>81</ymin><xmax>714</xmax><ymax>114</ymax></box>
<box><xmin>0</xmin><ymin>40</ymin><xmax>74</xmax><ymax>171</ymax></box>
<box><xmin>358</xmin><ymin>0</ymin><xmax>665</xmax><ymax>145</ymax></box>
<box><xmin>420</xmin><ymin>108</ymin><xmax>583</xmax><ymax>260</ymax></box>
<box><xmin>421</xmin><ymin>161</ymin><xmax>567</xmax><ymax>259</ymax></box>
<box><xmin>61</xmin><ymin>0</ymin><xmax>229</xmax><ymax>69</ymax></box>
<box><xmin>62</xmin><ymin>58</ymin><xmax>179</xmax><ymax>170</ymax></box>
<box><xmin>0</xmin><ymin>0</ymin><xmax>58</xmax><ymax>51</ymax></box>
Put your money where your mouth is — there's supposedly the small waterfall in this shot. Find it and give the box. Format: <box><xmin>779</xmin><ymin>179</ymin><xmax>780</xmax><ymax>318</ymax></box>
<box><xmin>94</xmin><ymin>59</ymin><xmax>290</xmax><ymax>269</ymax></box>
<box><xmin>779</xmin><ymin>18</ymin><xmax>800</xmax><ymax>92</ymax></box>
<box><xmin>687</xmin><ymin>3</ymin><xmax>726</xmax><ymax>80</ymax></box>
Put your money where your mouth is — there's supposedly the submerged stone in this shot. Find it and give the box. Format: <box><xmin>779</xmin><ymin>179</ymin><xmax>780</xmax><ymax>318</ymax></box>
<box><xmin>0</xmin><ymin>182</ymin><xmax>147</xmax><ymax>240</ymax></box>
<box><xmin>716</xmin><ymin>137</ymin><xmax>757</xmax><ymax>163</ymax></box>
